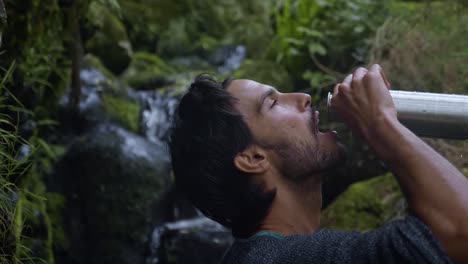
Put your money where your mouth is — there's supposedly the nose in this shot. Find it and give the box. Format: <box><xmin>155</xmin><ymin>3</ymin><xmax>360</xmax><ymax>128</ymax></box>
<box><xmin>296</xmin><ymin>93</ymin><xmax>311</xmax><ymax>112</ymax></box>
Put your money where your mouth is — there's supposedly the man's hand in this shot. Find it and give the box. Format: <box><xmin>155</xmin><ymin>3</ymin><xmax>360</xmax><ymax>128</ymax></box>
<box><xmin>332</xmin><ymin>64</ymin><xmax>468</xmax><ymax>263</ymax></box>
<box><xmin>330</xmin><ymin>64</ymin><xmax>396</xmax><ymax>139</ymax></box>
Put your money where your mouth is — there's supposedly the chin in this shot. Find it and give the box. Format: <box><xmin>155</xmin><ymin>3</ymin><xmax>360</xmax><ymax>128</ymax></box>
<box><xmin>318</xmin><ymin>134</ymin><xmax>348</xmax><ymax>170</ymax></box>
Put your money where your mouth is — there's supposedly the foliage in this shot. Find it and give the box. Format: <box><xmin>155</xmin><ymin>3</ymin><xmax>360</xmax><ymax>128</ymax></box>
<box><xmin>1</xmin><ymin>61</ymin><xmax>67</xmax><ymax>263</ymax></box>
<box><xmin>268</xmin><ymin>0</ymin><xmax>391</xmax><ymax>93</ymax></box>
<box><xmin>0</xmin><ymin>1</ymin><xmax>80</xmax><ymax>261</ymax></box>
<box><xmin>231</xmin><ymin>60</ymin><xmax>294</xmax><ymax>92</ymax></box>
<box><xmin>1</xmin><ymin>0</ymin><xmax>71</xmax><ymax>117</ymax></box>
<box><xmin>120</xmin><ymin>0</ymin><xmax>275</xmax><ymax>57</ymax></box>
<box><xmin>369</xmin><ymin>1</ymin><xmax>468</xmax><ymax>93</ymax></box>
<box><xmin>0</xmin><ymin>63</ymin><xmax>32</xmax><ymax>263</ymax></box>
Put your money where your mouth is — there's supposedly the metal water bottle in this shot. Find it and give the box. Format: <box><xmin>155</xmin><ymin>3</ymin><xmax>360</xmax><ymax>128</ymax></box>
<box><xmin>327</xmin><ymin>90</ymin><xmax>468</xmax><ymax>139</ymax></box>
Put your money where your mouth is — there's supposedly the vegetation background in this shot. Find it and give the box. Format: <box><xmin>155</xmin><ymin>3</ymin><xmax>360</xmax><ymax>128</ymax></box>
<box><xmin>0</xmin><ymin>0</ymin><xmax>467</xmax><ymax>263</ymax></box>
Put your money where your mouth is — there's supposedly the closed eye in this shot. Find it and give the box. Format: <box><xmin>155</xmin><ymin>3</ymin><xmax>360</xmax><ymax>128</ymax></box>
<box><xmin>270</xmin><ymin>99</ymin><xmax>277</xmax><ymax>108</ymax></box>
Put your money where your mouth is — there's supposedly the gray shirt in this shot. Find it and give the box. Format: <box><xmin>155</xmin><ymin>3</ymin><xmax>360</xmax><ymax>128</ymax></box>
<box><xmin>221</xmin><ymin>215</ymin><xmax>452</xmax><ymax>264</ymax></box>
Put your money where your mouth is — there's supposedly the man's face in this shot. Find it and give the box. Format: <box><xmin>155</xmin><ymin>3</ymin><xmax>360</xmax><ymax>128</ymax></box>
<box><xmin>228</xmin><ymin>79</ymin><xmax>346</xmax><ymax>181</ymax></box>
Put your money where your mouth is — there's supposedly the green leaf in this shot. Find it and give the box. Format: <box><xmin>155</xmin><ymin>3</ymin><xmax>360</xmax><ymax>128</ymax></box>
<box><xmin>308</xmin><ymin>43</ymin><xmax>327</xmax><ymax>56</ymax></box>
<box><xmin>36</xmin><ymin>119</ymin><xmax>59</xmax><ymax>127</ymax></box>
<box><xmin>285</xmin><ymin>37</ymin><xmax>306</xmax><ymax>46</ymax></box>
<box><xmin>297</xmin><ymin>26</ymin><xmax>324</xmax><ymax>39</ymax></box>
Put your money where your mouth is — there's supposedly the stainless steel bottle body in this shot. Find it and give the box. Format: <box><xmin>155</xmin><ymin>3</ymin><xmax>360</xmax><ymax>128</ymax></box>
<box><xmin>327</xmin><ymin>90</ymin><xmax>468</xmax><ymax>139</ymax></box>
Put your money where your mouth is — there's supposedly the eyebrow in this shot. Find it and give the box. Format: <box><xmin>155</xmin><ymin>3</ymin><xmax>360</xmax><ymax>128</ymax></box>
<box><xmin>256</xmin><ymin>87</ymin><xmax>276</xmax><ymax>114</ymax></box>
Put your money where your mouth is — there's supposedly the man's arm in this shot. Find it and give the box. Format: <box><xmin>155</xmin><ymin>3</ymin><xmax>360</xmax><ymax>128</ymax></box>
<box><xmin>331</xmin><ymin>64</ymin><xmax>468</xmax><ymax>263</ymax></box>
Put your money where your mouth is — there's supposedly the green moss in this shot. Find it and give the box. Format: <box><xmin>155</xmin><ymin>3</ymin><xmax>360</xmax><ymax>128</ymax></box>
<box><xmin>85</xmin><ymin>2</ymin><xmax>132</xmax><ymax>74</ymax></box>
<box><xmin>321</xmin><ymin>173</ymin><xmax>404</xmax><ymax>231</ymax></box>
<box><xmin>121</xmin><ymin>52</ymin><xmax>175</xmax><ymax>89</ymax></box>
<box><xmin>82</xmin><ymin>54</ymin><xmax>117</xmax><ymax>81</ymax></box>
<box><xmin>102</xmin><ymin>94</ymin><xmax>140</xmax><ymax>133</ymax></box>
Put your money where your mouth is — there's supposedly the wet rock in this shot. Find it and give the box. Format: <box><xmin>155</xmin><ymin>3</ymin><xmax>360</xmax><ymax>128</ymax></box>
<box><xmin>147</xmin><ymin>217</ymin><xmax>234</xmax><ymax>264</ymax></box>
<box><xmin>57</xmin><ymin>124</ymin><xmax>172</xmax><ymax>264</ymax></box>
<box><xmin>59</xmin><ymin>67</ymin><xmax>141</xmax><ymax>134</ymax></box>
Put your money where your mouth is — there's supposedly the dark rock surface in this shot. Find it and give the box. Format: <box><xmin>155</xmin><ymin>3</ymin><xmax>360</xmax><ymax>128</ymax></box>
<box><xmin>148</xmin><ymin>217</ymin><xmax>234</xmax><ymax>264</ymax></box>
<box><xmin>55</xmin><ymin>124</ymin><xmax>171</xmax><ymax>264</ymax></box>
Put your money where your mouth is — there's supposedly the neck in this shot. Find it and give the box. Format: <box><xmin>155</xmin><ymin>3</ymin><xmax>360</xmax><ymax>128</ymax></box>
<box><xmin>256</xmin><ymin>176</ymin><xmax>322</xmax><ymax>236</ymax></box>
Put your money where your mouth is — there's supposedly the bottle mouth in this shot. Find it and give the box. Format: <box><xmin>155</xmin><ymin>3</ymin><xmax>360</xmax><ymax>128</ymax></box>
<box><xmin>327</xmin><ymin>92</ymin><xmax>333</xmax><ymax>110</ymax></box>
<box><xmin>326</xmin><ymin>92</ymin><xmax>335</xmax><ymax>120</ymax></box>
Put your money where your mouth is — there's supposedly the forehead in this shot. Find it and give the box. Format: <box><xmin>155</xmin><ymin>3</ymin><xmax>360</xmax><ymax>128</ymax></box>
<box><xmin>227</xmin><ymin>79</ymin><xmax>272</xmax><ymax>115</ymax></box>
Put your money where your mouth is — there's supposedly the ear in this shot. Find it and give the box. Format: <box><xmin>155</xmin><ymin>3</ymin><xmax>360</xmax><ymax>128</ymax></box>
<box><xmin>234</xmin><ymin>145</ymin><xmax>270</xmax><ymax>174</ymax></box>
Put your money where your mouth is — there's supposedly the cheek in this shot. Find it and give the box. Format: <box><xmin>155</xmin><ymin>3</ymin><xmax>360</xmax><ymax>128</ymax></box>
<box><xmin>273</xmin><ymin>113</ymin><xmax>303</xmax><ymax>129</ymax></box>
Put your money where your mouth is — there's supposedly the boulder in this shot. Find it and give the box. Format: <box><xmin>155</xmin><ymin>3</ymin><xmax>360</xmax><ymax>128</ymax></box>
<box><xmin>148</xmin><ymin>217</ymin><xmax>234</xmax><ymax>264</ymax></box>
<box><xmin>56</xmin><ymin>124</ymin><xmax>172</xmax><ymax>264</ymax></box>
<box><xmin>101</xmin><ymin>93</ymin><xmax>141</xmax><ymax>133</ymax></box>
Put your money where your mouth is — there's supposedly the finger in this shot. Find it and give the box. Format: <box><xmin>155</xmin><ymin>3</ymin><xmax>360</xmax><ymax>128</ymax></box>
<box><xmin>330</xmin><ymin>84</ymin><xmax>340</xmax><ymax>109</ymax></box>
<box><xmin>333</xmin><ymin>83</ymin><xmax>340</xmax><ymax>97</ymax></box>
<box><xmin>369</xmin><ymin>64</ymin><xmax>391</xmax><ymax>89</ymax></box>
<box><xmin>380</xmin><ymin>68</ymin><xmax>391</xmax><ymax>89</ymax></box>
<box><xmin>352</xmin><ymin>67</ymin><xmax>368</xmax><ymax>84</ymax></box>
<box><xmin>342</xmin><ymin>74</ymin><xmax>353</xmax><ymax>87</ymax></box>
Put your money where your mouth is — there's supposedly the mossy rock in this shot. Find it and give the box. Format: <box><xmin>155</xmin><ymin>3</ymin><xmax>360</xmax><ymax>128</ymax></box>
<box><xmin>82</xmin><ymin>53</ymin><xmax>117</xmax><ymax>82</ymax></box>
<box><xmin>157</xmin><ymin>220</ymin><xmax>234</xmax><ymax>264</ymax></box>
<box><xmin>119</xmin><ymin>0</ymin><xmax>186</xmax><ymax>51</ymax></box>
<box><xmin>85</xmin><ymin>2</ymin><xmax>132</xmax><ymax>74</ymax></box>
<box><xmin>321</xmin><ymin>173</ymin><xmax>405</xmax><ymax>231</ymax></box>
<box><xmin>101</xmin><ymin>93</ymin><xmax>140</xmax><ymax>133</ymax></box>
<box><xmin>231</xmin><ymin>60</ymin><xmax>294</xmax><ymax>92</ymax></box>
<box><xmin>58</xmin><ymin>124</ymin><xmax>172</xmax><ymax>264</ymax></box>
<box><xmin>120</xmin><ymin>52</ymin><xmax>176</xmax><ymax>90</ymax></box>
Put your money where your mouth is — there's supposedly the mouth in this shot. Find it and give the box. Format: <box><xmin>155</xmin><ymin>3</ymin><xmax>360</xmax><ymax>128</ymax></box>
<box><xmin>313</xmin><ymin>109</ymin><xmax>337</xmax><ymax>136</ymax></box>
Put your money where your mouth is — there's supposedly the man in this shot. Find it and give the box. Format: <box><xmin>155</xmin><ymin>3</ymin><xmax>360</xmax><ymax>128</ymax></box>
<box><xmin>169</xmin><ymin>64</ymin><xmax>468</xmax><ymax>263</ymax></box>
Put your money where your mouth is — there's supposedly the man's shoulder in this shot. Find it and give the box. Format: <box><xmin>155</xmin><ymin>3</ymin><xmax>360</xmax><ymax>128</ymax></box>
<box><xmin>220</xmin><ymin>230</ymin><xmax>351</xmax><ymax>264</ymax></box>
<box><xmin>221</xmin><ymin>216</ymin><xmax>452</xmax><ymax>264</ymax></box>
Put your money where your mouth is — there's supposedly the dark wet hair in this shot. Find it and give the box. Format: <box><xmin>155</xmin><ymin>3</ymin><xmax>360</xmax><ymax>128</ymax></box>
<box><xmin>169</xmin><ymin>74</ymin><xmax>276</xmax><ymax>238</ymax></box>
